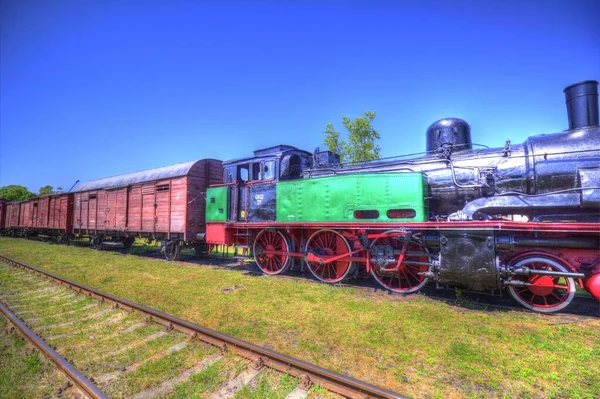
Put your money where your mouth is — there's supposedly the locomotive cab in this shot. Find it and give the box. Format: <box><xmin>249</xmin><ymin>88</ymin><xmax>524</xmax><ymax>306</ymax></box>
<box><xmin>216</xmin><ymin>145</ymin><xmax>312</xmax><ymax>223</ymax></box>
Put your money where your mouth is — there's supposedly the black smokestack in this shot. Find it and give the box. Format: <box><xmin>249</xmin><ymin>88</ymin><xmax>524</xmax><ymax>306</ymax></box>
<box><xmin>563</xmin><ymin>80</ymin><xmax>599</xmax><ymax>130</ymax></box>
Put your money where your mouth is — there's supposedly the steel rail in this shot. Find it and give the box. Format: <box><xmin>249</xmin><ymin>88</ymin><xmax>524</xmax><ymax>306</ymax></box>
<box><xmin>0</xmin><ymin>301</ymin><xmax>108</xmax><ymax>399</ymax></box>
<box><xmin>0</xmin><ymin>254</ymin><xmax>409</xmax><ymax>399</ymax></box>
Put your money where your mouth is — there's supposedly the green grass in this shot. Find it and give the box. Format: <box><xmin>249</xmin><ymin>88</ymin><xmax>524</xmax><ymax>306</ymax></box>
<box><xmin>1</xmin><ymin>237</ymin><xmax>600</xmax><ymax>399</ymax></box>
<box><xmin>0</xmin><ymin>313</ymin><xmax>69</xmax><ymax>398</ymax></box>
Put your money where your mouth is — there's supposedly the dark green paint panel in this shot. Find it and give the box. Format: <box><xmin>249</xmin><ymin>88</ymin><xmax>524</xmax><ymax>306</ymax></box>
<box><xmin>276</xmin><ymin>173</ymin><xmax>428</xmax><ymax>223</ymax></box>
<box><xmin>206</xmin><ymin>186</ymin><xmax>228</xmax><ymax>222</ymax></box>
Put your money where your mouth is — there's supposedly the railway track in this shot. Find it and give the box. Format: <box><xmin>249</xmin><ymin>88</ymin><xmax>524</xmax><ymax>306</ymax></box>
<box><xmin>0</xmin><ymin>254</ymin><xmax>408</xmax><ymax>399</ymax></box>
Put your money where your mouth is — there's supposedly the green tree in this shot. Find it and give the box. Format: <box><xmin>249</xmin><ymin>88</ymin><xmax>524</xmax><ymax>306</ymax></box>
<box><xmin>39</xmin><ymin>185</ymin><xmax>54</xmax><ymax>195</ymax></box>
<box><xmin>323</xmin><ymin>123</ymin><xmax>346</xmax><ymax>159</ymax></box>
<box><xmin>323</xmin><ymin>111</ymin><xmax>381</xmax><ymax>163</ymax></box>
<box><xmin>0</xmin><ymin>185</ymin><xmax>36</xmax><ymax>201</ymax></box>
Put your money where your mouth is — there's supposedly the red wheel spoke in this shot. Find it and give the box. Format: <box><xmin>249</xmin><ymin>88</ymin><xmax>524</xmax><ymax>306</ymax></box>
<box><xmin>552</xmin><ymin>292</ymin><xmax>564</xmax><ymax>301</ymax></box>
<box><xmin>319</xmin><ymin>234</ymin><xmax>328</xmax><ymax>250</ymax></box>
<box><xmin>318</xmin><ymin>234</ymin><xmax>326</xmax><ymax>249</ymax></box>
<box><xmin>527</xmin><ymin>294</ymin><xmax>537</xmax><ymax>305</ymax></box>
<box><xmin>405</xmin><ymin>267</ymin><xmax>420</xmax><ymax>282</ymax></box>
<box><xmin>397</xmin><ymin>270</ymin><xmax>406</xmax><ymax>288</ymax></box>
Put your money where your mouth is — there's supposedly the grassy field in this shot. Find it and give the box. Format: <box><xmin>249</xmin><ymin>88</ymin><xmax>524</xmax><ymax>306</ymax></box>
<box><xmin>0</xmin><ymin>238</ymin><xmax>598</xmax><ymax>399</ymax></box>
<box><xmin>0</xmin><ymin>311</ymin><xmax>72</xmax><ymax>398</ymax></box>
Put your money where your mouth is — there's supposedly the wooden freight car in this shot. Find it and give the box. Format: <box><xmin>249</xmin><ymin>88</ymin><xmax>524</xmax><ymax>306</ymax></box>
<box><xmin>2</xmin><ymin>194</ymin><xmax>74</xmax><ymax>240</ymax></box>
<box><xmin>6</xmin><ymin>199</ymin><xmax>35</xmax><ymax>236</ymax></box>
<box><xmin>5</xmin><ymin>201</ymin><xmax>21</xmax><ymax>234</ymax></box>
<box><xmin>0</xmin><ymin>200</ymin><xmax>6</xmax><ymax>232</ymax></box>
<box><xmin>45</xmin><ymin>193</ymin><xmax>75</xmax><ymax>241</ymax></box>
<box><xmin>72</xmin><ymin>159</ymin><xmax>222</xmax><ymax>260</ymax></box>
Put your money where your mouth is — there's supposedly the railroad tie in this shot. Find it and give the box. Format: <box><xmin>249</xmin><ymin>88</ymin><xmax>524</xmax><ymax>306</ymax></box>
<box><xmin>36</xmin><ymin>309</ymin><xmax>112</xmax><ymax>331</ymax></box>
<box><xmin>284</xmin><ymin>386</ymin><xmax>309</xmax><ymax>399</ymax></box>
<box><xmin>12</xmin><ymin>309</ymin><xmax>35</xmax><ymax>316</ymax></box>
<box><xmin>121</xmin><ymin>322</ymin><xmax>147</xmax><ymax>334</ymax></box>
<box><xmin>8</xmin><ymin>290</ymin><xmax>65</xmax><ymax>304</ymax></box>
<box><xmin>24</xmin><ymin>303</ymin><xmax>98</xmax><ymax>324</ymax></box>
<box><xmin>209</xmin><ymin>366</ymin><xmax>265</xmax><ymax>399</ymax></box>
<box><xmin>103</xmin><ymin>330</ymin><xmax>168</xmax><ymax>358</ymax></box>
<box><xmin>129</xmin><ymin>352</ymin><xmax>223</xmax><ymax>399</ymax></box>
<box><xmin>45</xmin><ymin>313</ymin><xmax>127</xmax><ymax>341</ymax></box>
<box><xmin>95</xmin><ymin>340</ymin><xmax>190</xmax><ymax>384</ymax></box>
<box><xmin>6</xmin><ymin>280</ymin><xmax>48</xmax><ymax>290</ymax></box>
<box><xmin>11</xmin><ymin>292</ymin><xmax>76</xmax><ymax>305</ymax></box>
<box><xmin>5</xmin><ymin>285</ymin><xmax>59</xmax><ymax>297</ymax></box>
<box><xmin>14</xmin><ymin>295</ymin><xmax>89</xmax><ymax>313</ymax></box>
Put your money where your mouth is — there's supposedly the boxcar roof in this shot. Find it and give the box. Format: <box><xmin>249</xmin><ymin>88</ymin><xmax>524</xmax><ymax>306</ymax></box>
<box><xmin>74</xmin><ymin>160</ymin><xmax>206</xmax><ymax>192</ymax></box>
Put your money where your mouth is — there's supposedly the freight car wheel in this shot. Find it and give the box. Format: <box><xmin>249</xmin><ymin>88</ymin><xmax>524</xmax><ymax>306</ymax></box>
<box><xmin>123</xmin><ymin>237</ymin><xmax>135</xmax><ymax>250</ymax></box>
<box><xmin>507</xmin><ymin>256</ymin><xmax>575</xmax><ymax>313</ymax></box>
<box><xmin>253</xmin><ymin>229</ymin><xmax>292</xmax><ymax>275</ymax></box>
<box><xmin>370</xmin><ymin>231</ymin><xmax>431</xmax><ymax>293</ymax></box>
<box><xmin>91</xmin><ymin>235</ymin><xmax>104</xmax><ymax>250</ymax></box>
<box><xmin>162</xmin><ymin>240</ymin><xmax>182</xmax><ymax>261</ymax></box>
<box><xmin>304</xmin><ymin>229</ymin><xmax>355</xmax><ymax>283</ymax></box>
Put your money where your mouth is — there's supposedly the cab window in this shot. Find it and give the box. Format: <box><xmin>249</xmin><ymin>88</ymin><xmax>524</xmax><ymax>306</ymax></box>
<box><xmin>263</xmin><ymin>160</ymin><xmax>275</xmax><ymax>180</ymax></box>
<box><xmin>238</xmin><ymin>165</ymin><xmax>249</xmax><ymax>182</ymax></box>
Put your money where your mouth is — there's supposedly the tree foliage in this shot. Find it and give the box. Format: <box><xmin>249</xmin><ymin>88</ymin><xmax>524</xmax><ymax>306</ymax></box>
<box><xmin>323</xmin><ymin>111</ymin><xmax>381</xmax><ymax>163</ymax></box>
<box><xmin>39</xmin><ymin>185</ymin><xmax>54</xmax><ymax>195</ymax></box>
<box><xmin>0</xmin><ymin>185</ymin><xmax>36</xmax><ymax>201</ymax></box>
<box><xmin>39</xmin><ymin>185</ymin><xmax>64</xmax><ymax>195</ymax></box>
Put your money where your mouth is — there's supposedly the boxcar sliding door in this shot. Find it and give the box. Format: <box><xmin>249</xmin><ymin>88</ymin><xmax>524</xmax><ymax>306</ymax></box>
<box><xmin>142</xmin><ymin>185</ymin><xmax>156</xmax><ymax>233</ymax></box>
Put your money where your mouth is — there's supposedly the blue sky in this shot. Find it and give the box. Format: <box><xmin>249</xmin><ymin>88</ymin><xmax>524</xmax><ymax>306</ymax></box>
<box><xmin>1</xmin><ymin>0</ymin><xmax>599</xmax><ymax>192</ymax></box>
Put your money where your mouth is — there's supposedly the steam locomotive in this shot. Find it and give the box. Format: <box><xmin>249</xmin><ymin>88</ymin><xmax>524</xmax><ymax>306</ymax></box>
<box><xmin>2</xmin><ymin>80</ymin><xmax>599</xmax><ymax>313</ymax></box>
<box><xmin>205</xmin><ymin>80</ymin><xmax>599</xmax><ymax>313</ymax></box>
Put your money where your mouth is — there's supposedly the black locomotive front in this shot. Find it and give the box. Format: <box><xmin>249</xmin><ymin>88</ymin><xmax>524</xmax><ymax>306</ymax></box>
<box><xmin>305</xmin><ymin>80</ymin><xmax>600</xmax><ymax>223</ymax></box>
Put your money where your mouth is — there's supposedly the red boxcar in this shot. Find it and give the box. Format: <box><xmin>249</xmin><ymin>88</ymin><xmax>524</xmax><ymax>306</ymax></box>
<box><xmin>6</xmin><ymin>202</ymin><xmax>21</xmax><ymax>231</ymax></box>
<box><xmin>0</xmin><ymin>200</ymin><xmax>6</xmax><ymax>231</ymax></box>
<box><xmin>35</xmin><ymin>197</ymin><xmax>50</xmax><ymax>229</ymax></box>
<box><xmin>46</xmin><ymin>193</ymin><xmax>74</xmax><ymax>240</ymax></box>
<box><xmin>2</xmin><ymin>194</ymin><xmax>73</xmax><ymax>240</ymax></box>
<box><xmin>4</xmin><ymin>200</ymin><xmax>32</xmax><ymax>236</ymax></box>
<box><xmin>18</xmin><ymin>200</ymin><xmax>33</xmax><ymax>228</ymax></box>
<box><xmin>73</xmin><ymin>159</ymin><xmax>222</xmax><ymax>259</ymax></box>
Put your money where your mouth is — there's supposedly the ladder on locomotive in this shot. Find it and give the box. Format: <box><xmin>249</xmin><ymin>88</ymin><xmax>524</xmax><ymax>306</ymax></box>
<box><xmin>233</xmin><ymin>226</ymin><xmax>253</xmax><ymax>265</ymax></box>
